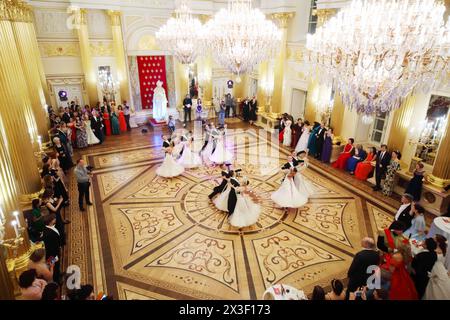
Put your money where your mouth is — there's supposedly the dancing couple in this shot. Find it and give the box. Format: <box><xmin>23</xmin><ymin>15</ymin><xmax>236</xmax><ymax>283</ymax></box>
<box><xmin>209</xmin><ymin>165</ymin><xmax>261</xmax><ymax>228</ymax></box>
<box><xmin>202</xmin><ymin>123</ymin><xmax>233</xmax><ymax>165</ymax></box>
<box><xmin>271</xmin><ymin>151</ymin><xmax>317</xmax><ymax>209</ymax></box>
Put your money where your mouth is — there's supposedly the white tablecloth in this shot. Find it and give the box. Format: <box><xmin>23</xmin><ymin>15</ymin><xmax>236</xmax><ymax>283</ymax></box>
<box><xmin>262</xmin><ymin>284</ymin><xmax>307</xmax><ymax>300</ymax></box>
<box><xmin>427</xmin><ymin>217</ymin><xmax>450</xmax><ymax>240</ymax></box>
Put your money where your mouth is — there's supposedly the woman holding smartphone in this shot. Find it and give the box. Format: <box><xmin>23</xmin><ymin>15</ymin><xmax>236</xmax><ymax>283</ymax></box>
<box><xmin>28</xmin><ymin>248</ymin><xmax>55</xmax><ymax>282</ymax></box>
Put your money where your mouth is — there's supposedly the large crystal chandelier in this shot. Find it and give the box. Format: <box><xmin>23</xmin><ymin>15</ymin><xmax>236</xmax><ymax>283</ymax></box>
<box><xmin>155</xmin><ymin>1</ymin><xmax>203</xmax><ymax>64</ymax></box>
<box><xmin>203</xmin><ymin>0</ymin><xmax>282</xmax><ymax>80</ymax></box>
<box><xmin>307</xmin><ymin>0</ymin><xmax>450</xmax><ymax>115</ymax></box>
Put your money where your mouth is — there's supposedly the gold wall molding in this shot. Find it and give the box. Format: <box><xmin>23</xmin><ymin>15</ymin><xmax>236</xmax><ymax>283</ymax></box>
<box><xmin>287</xmin><ymin>44</ymin><xmax>305</xmax><ymax>63</ymax></box>
<box><xmin>90</xmin><ymin>41</ymin><xmax>114</xmax><ymax>57</ymax></box>
<box><xmin>39</xmin><ymin>41</ymin><xmax>80</xmax><ymax>57</ymax></box>
<box><xmin>0</xmin><ymin>0</ymin><xmax>33</xmax><ymax>23</ymax></box>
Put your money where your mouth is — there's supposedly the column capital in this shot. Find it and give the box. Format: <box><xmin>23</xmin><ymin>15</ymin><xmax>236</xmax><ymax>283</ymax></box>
<box><xmin>197</xmin><ymin>14</ymin><xmax>211</xmax><ymax>24</ymax></box>
<box><xmin>107</xmin><ymin>9</ymin><xmax>122</xmax><ymax>26</ymax></box>
<box><xmin>68</xmin><ymin>6</ymin><xmax>88</xmax><ymax>26</ymax></box>
<box><xmin>0</xmin><ymin>0</ymin><xmax>33</xmax><ymax>23</ymax></box>
<box><xmin>270</xmin><ymin>12</ymin><xmax>294</xmax><ymax>29</ymax></box>
<box><xmin>312</xmin><ymin>8</ymin><xmax>337</xmax><ymax>27</ymax></box>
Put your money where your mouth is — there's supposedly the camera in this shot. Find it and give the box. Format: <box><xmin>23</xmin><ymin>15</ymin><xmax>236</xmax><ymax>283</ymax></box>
<box><xmin>86</xmin><ymin>165</ymin><xmax>94</xmax><ymax>172</ymax></box>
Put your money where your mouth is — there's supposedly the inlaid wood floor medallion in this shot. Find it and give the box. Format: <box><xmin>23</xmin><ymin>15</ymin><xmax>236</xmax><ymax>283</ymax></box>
<box><xmin>70</xmin><ymin>129</ymin><xmax>397</xmax><ymax>300</ymax></box>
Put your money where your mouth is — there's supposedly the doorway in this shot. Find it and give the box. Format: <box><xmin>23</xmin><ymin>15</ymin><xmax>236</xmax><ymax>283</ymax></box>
<box><xmin>290</xmin><ymin>89</ymin><xmax>306</xmax><ymax>120</ymax></box>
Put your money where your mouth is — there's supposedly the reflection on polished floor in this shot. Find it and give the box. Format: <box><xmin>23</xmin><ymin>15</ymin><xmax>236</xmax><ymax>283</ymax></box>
<box><xmin>66</xmin><ymin>124</ymin><xmax>398</xmax><ymax>300</ymax></box>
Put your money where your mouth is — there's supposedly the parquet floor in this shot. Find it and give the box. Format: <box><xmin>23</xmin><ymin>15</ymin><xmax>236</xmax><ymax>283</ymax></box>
<box><xmin>65</xmin><ymin>120</ymin><xmax>401</xmax><ymax>300</ymax></box>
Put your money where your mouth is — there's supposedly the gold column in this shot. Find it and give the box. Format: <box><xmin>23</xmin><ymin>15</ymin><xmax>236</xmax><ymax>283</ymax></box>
<box><xmin>387</xmin><ymin>95</ymin><xmax>416</xmax><ymax>152</ymax></box>
<box><xmin>174</xmin><ymin>61</ymin><xmax>188</xmax><ymax>108</ymax></box>
<box><xmin>0</xmin><ymin>113</ymin><xmax>32</xmax><ymax>293</ymax></box>
<box><xmin>330</xmin><ymin>93</ymin><xmax>345</xmax><ymax>136</ymax></box>
<box><xmin>197</xmin><ymin>54</ymin><xmax>213</xmax><ymax>103</ymax></box>
<box><xmin>270</xmin><ymin>13</ymin><xmax>294</xmax><ymax>115</ymax></box>
<box><xmin>257</xmin><ymin>61</ymin><xmax>269</xmax><ymax>113</ymax></box>
<box><xmin>70</xmin><ymin>8</ymin><xmax>98</xmax><ymax>106</ymax></box>
<box><xmin>107</xmin><ymin>10</ymin><xmax>129</xmax><ymax>103</ymax></box>
<box><xmin>0</xmin><ymin>0</ymin><xmax>42</xmax><ymax>198</ymax></box>
<box><xmin>313</xmin><ymin>8</ymin><xmax>337</xmax><ymax>28</ymax></box>
<box><xmin>429</xmin><ymin>118</ymin><xmax>450</xmax><ymax>188</ymax></box>
<box><xmin>11</xmin><ymin>1</ymin><xmax>49</xmax><ymax>142</ymax></box>
<box><xmin>304</xmin><ymin>80</ymin><xmax>318</xmax><ymax>122</ymax></box>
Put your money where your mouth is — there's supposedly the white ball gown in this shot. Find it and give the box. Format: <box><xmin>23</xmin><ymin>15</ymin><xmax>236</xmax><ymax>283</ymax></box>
<box><xmin>171</xmin><ymin>138</ymin><xmax>184</xmax><ymax>159</ymax></box>
<box><xmin>294</xmin><ymin>160</ymin><xmax>317</xmax><ymax>197</ymax></box>
<box><xmin>209</xmin><ymin>134</ymin><xmax>233</xmax><ymax>164</ymax></box>
<box><xmin>283</xmin><ymin>120</ymin><xmax>292</xmax><ymax>147</ymax></box>
<box><xmin>213</xmin><ymin>183</ymin><xmax>231</xmax><ymax>212</ymax></box>
<box><xmin>229</xmin><ymin>190</ymin><xmax>261</xmax><ymax>228</ymax></box>
<box><xmin>295</xmin><ymin>127</ymin><xmax>310</xmax><ymax>153</ymax></box>
<box><xmin>271</xmin><ymin>172</ymin><xmax>308</xmax><ymax>208</ymax></box>
<box><xmin>156</xmin><ymin>143</ymin><xmax>185</xmax><ymax>178</ymax></box>
<box><xmin>177</xmin><ymin>141</ymin><xmax>203</xmax><ymax>168</ymax></box>
<box><xmin>84</xmin><ymin>120</ymin><xmax>100</xmax><ymax>145</ymax></box>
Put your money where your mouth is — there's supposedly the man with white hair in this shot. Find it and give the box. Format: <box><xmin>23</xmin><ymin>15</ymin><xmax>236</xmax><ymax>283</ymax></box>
<box><xmin>346</xmin><ymin>237</ymin><xmax>380</xmax><ymax>294</ymax></box>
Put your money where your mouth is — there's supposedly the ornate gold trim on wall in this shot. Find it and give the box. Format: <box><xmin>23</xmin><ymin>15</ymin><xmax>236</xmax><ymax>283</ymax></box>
<box><xmin>107</xmin><ymin>10</ymin><xmax>121</xmax><ymax>26</ymax></box>
<box><xmin>39</xmin><ymin>42</ymin><xmax>80</xmax><ymax>57</ymax></box>
<box><xmin>0</xmin><ymin>0</ymin><xmax>33</xmax><ymax>23</ymax></box>
<box><xmin>90</xmin><ymin>41</ymin><xmax>114</xmax><ymax>57</ymax></box>
<box><xmin>270</xmin><ymin>12</ymin><xmax>295</xmax><ymax>29</ymax></box>
<box><xmin>287</xmin><ymin>44</ymin><xmax>306</xmax><ymax>63</ymax></box>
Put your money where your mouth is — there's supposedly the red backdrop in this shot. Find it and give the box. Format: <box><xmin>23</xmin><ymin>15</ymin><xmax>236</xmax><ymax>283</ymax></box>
<box><xmin>137</xmin><ymin>56</ymin><xmax>168</xmax><ymax>109</ymax></box>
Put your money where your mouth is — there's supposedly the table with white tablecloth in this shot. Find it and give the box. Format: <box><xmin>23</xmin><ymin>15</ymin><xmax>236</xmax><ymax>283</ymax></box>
<box><xmin>427</xmin><ymin>217</ymin><xmax>450</xmax><ymax>240</ymax></box>
<box><xmin>262</xmin><ymin>284</ymin><xmax>307</xmax><ymax>300</ymax></box>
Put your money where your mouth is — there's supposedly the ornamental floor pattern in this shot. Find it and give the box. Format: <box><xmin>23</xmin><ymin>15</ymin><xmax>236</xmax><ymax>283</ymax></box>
<box><xmin>66</xmin><ymin>122</ymin><xmax>401</xmax><ymax>300</ymax></box>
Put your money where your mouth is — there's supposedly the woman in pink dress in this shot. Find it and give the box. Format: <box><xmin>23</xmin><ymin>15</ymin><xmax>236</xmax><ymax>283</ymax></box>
<box><xmin>332</xmin><ymin>138</ymin><xmax>355</xmax><ymax>170</ymax></box>
<box><xmin>118</xmin><ymin>106</ymin><xmax>127</xmax><ymax>132</ymax></box>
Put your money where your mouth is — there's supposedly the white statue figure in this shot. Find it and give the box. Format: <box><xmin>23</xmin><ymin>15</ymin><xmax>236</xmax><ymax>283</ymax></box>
<box><xmin>152</xmin><ymin>80</ymin><xmax>168</xmax><ymax>121</ymax></box>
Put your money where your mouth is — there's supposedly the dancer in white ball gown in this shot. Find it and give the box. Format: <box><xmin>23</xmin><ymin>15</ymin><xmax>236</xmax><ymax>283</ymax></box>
<box><xmin>271</xmin><ymin>156</ymin><xmax>308</xmax><ymax>208</ymax></box>
<box><xmin>229</xmin><ymin>177</ymin><xmax>261</xmax><ymax>228</ymax></box>
<box><xmin>283</xmin><ymin>119</ymin><xmax>292</xmax><ymax>147</ymax></box>
<box><xmin>202</xmin><ymin>124</ymin><xmax>219</xmax><ymax>161</ymax></box>
<box><xmin>295</xmin><ymin>120</ymin><xmax>311</xmax><ymax>153</ymax></box>
<box><xmin>293</xmin><ymin>150</ymin><xmax>317</xmax><ymax>197</ymax></box>
<box><xmin>156</xmin><ymin>135</ymin><xmax>185</xmax><ymax>178</ymax></box>
<box><xmin>84</xmin><ymin>114</ymin><xmax>100</xmax><ymax>145</ymax></box>
<box><xmin>209</xmin><ymin>126</ymin><xmax>233</xmax><ymax>164</ymax></box>
<box><xmin>213</xmin><ymin>172</ymin><xmax>232</xmax><ymax>212</ymax></box>
<box><xmin>177</xmin><ymin>136</ymin><xmax>203</xmax><ymax>168</ymax></box>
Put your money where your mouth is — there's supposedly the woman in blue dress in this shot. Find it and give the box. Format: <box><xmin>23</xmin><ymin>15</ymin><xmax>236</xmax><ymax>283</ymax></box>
<box><xmin>404</xmin><ymin>202</ymin><xmax>426</xmax><ymax>242</ymax></box>
<box><xmin>321</xmin><ymin>128</ymin><xmax>334</xmax><ymax>163</ymax></box>
<box><xmin>111</xmin><ymin>111</ymin><xmax>121</xmax><ymax>135</ymax></box>
<box><xmin>346</xmin><ymin>144</ymin><xmax>366</xmax><ymax>174</ymax></box>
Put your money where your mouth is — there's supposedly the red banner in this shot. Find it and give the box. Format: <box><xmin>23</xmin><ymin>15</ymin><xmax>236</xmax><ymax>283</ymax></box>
<box><xmin>137</xmin><ymin>56</ymin><xmax>168</xmax><ymax>109</ymax></box>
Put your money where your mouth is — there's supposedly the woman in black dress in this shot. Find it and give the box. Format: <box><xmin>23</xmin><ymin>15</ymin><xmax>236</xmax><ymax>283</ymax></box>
<box><xmin>50</xmin><ymin>160</ymin><xmax>70</xmax><ymax>206</ymax></box>
<box><xmin>405</xmin><ymin>162</ymin><xmax>426</xmax><ymax>201</ymax></box>
<box><xmin>53</xmin><ymin>137</ymin><xmax>72</xmax><ymax>173</ymax></box>
<box><xmin>249</xmin><ymin>96</ymin><xmax>258</xmax><ymax>125</ymax></box>
<box><xmin>242</xmin><ymin>98</ymin><xmax>250</xmax><ymax>122</ymax></box>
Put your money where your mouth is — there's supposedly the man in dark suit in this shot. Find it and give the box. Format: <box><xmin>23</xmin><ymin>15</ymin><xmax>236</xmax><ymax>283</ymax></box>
<box><xmin>373</xmin><ymin>144</ymin><xmax>391</xmax><ymax>191</ymax></box>
<box><xmin>314</xmin><ymin>123</ymin><xmax>327</xmax><ymax>159</ymax></box>
<box><xmin>209</xmin><ymin>164</ymin><xmax>230</xmax><ymax>199</ymax></box>
<box><xmin>61</xmin><ymin>107</ymin><xmax>72</xmax><ymax>124</ymax></box>
<box><xmin>389</xmin><ymin>193</ymin><xmax>413</xmax><ymax>231</ymax></box>
<box><xmin>411</xmin><ymin>238</ymin><xmax>438</xmax><ymax>298</ymax></box>
<box><xmin>225</xmin><ymin>94</ymin><xmax>233</xmax><ymax>118</ymax></box>
<box><xmin>183</xmin><ymin>94</ymin><xmax>193</xmax><ymax>126</ymax></box>
<box><xmin>90</xmin><ymin>110</ymin><xmax>104</xmax><ymax>144</ymax></box>
<box><xmin>347</xmin><ymin>237</ymin><xmax>380</xmax><ymax>293</ymax></box>
<box><xmin>42</xmin><ymin>214</ymin><xmax>62</xmax><ymax>283</ymax></box>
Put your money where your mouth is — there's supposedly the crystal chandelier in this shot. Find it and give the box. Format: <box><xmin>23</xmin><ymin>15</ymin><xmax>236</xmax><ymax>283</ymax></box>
<box><xmin>155</xmin><ymin>1</ymin><xmax>203</xmax><ymax>65</ymax></box>
<box><xmin>307</xmin><ymin>0</ymin><xmax>450</xmax><ymax>115</ymax></box>
<box><xmin>203</xmin><ymin>0</ymin><xmax>282</xmax><ymax>80</ymax></box>
<box><xmin>98</xmin><ymin>68</ymin><xmax>118</xmax><ymax>103</ymax></box>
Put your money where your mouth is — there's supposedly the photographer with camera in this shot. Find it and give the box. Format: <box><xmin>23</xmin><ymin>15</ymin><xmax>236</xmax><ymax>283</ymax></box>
<box><xmin>74</xmin><ymin>159</ymin><xmax>94</xmax><ymax>211</ymax></box>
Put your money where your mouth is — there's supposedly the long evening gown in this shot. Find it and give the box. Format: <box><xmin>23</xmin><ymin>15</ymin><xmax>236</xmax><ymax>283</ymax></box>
<box><xmin>321</xmin><ymin>134</ymin><xmax>333</xmax><ymax>163</ymax></box>
<box><xmin>405</xmin><ymin>170</ymin><xmax>425</xmax><ymax>201</ymax></box>
<box><xmin>403</xmin><ymin>214</ymin><xmax>426</xmax><ymax>241</ymax></box>
<box><xmin>307</xmin><ymin>126</ymin><xmax>320</xmax><ymax>156</ymax></box>
<box><xmin>346</xmin><ymin>150</ymin><xmax>366</xmax><ymax>173</ymax></box>
<box><xmin>271</xmin><ymin>172</ymin><xmax>308</xmax><ymax>208</ymax></box>
<box><xmin>214</xmin><ymin>183</ymin><xmax>232</xmax><ymax>212</ymax></box>
<box><xmin>118</xmin><ymin>111</ymin><xmax>127</xmax><ymax>132</ymax></box>
<box><xmin>282</xmin><ymin>120</ymin><xmax>292</xmax><ymax>147</ymax></box>
<box><xmin>76</xmin><ymin>120</ymin><xmax>88</xmax><ymax>149</ymax></box>
<box><xmin>111</xmin><ymin>113</ymin><xmax>120</xmax><ymax>135</ymax></box>
<box><xmin>423</xmin><ymin>255</ymin><xmax>450</xmax><ymax>300</ymax></box>
<box><xmin>294</xmin><ymin>161</ymin><xmax>317</xmax><ymax>197</ymax></box>
<box><xmin>103</xmin><ymin>112</ymin><xmax>112</xmax><ymax>136</ymax></box>
<box><xmin>295</xmin><ymin>127</ymin><xmax>310</xmax><ymax>153</ymax></box>
<box><xmin>291</xmin><ymin>124</ymin><xmax>303</xmax><ymax>149</ymax></box>
<box><xmin>210</xmin><ymin>134</ymin><xmax>233</xmax><ymax>164</ymax></box>
<box><xmin>156</xmin><ymin>144</ymin><xmax>185</xmax><ymax>178</ymax></box>
<box><xmin>332</xmin><ymin>144</ymin><xmax>354</xmax><ymax>170</ymax></box>
<box><xmin>382</xmin><ymin>160</ymin><xmax>401</xmax><ymax>196</ymax></box>
<box><xmin>354</xmin><ymin>153</ymin><xmax>375</xmax><ymax>180</ymax></box>
<box><xmin>177</xmin><ymin>141</ymin><xmax>203</xmax><ymax>168</ymax></box>
<box><xmin>229</xmin><ymin>190</ymin><xmax>261</xmax><ymax>228</ymax></box>
<box><xmin>84</xmin><ymin>120</ymin><xmax>100</xmax><ymax>145</ymax></box>
<box><xmin>389</xmin><ymin>255</ymin><xmax>419</xmax><ymax>300</ymax></box>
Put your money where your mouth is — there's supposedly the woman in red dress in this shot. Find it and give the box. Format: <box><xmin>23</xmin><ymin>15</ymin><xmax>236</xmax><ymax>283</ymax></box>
<box><xmin>118</xmin><ymin>105</ymin><xmax>127</xmax><ymax>132</ymax></box>
<box><xmin>332</xmin><ymin>138</ymin><xmax>355</xmax><ymax>170</ymax></box>
<box><xmin>354</xmin><ymin>147</ymin><xmax>377</xmax><ymax>180</ymax></box>
<box><xmin>68</xmin><ymin>117</ymin><xmax>77</xmax><ymax>148</ymax></box>
<box><xmin>389</xmin><ymin>252</ymin><xmax>419</xmax><ymax>300</ymax></box>
<box><xmin>103</xmin><ymin>111</ymin><xmax>111</xmax><ymax>136</ymax></box>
